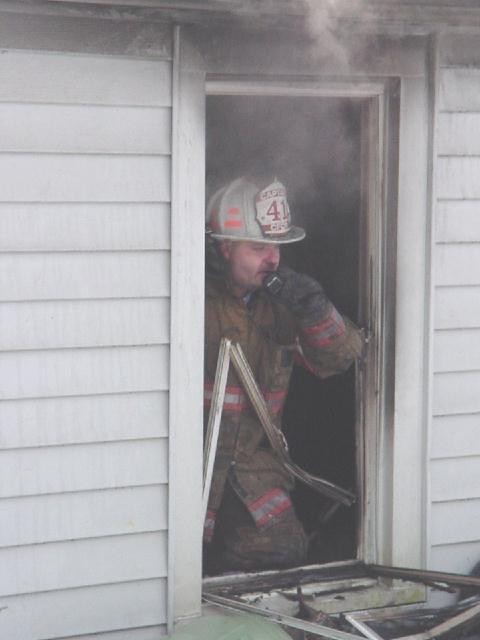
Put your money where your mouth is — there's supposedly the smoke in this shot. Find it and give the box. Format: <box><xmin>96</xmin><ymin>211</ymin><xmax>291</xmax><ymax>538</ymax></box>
<box><xmin>205</xmin><ymin>2</ymin><xmax>373</xmax><ymax>311</ymax></box>
<box><xmin>304</xmin><ymin>0</ymin><xmax>368</xmax><ymax>72</ymax></box>
<box><xmin>206</xmin><ymin>94</ymin><xmax>361</xmax><ymax>313</ymax></box>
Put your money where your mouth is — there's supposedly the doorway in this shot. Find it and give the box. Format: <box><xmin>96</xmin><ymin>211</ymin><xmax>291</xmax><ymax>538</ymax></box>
<box><xmin>205</xmin><ymin>88</ymin><xmax>383</xmax><ymax>572</ymax></box>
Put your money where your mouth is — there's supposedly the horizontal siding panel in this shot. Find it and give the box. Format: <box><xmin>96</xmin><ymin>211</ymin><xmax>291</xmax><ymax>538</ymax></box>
<box><xmin>436</xmin><ymin>201</ymin><xmax>480</xmax><ymax>244</ymax></box>
<box><xmin>440</xmin><ymin>68</ymin><xmax>480</xmax><ymax>112</ymax></box>
<box><xmin>437</xmin><ymin>113</ymin><xmax>480</xmax><ymax>156</ymax></box>
<box><xmin>0</xmin><ymin>103</ymin><xmax>171</xmax><ymax>154</ymax></box>
<box><xmin>432</xmin><ymin>414</ymin><xmax>480</xmax><ymax>458</ymax></box>
<box><xmin>0</xmin><ymin>202</ymin><xmax>171</xmax><ymax>251</ymax></box>
<box><xmin>0</xmin><ymin>439</ymin><xmax>167</xmax><ymax>498</ymax></box>
<box><xmin>440</xmin><ymin>34</ymin><xmax>480</xmax><ymax>68</ymax></box>
<box><xmin>56</xmin><ymin>626</ymin><xmax>167</xmax><ymax>640</ymax></box>
<box><xmin>0</xmin><ymin>11</ymin><xmax>171</xmax><ymax>59</ymax></box>
<box><xmin>431</xmin><ymin>457</ymin><xmax>480</xmax><ymax>502</ymax></box>
<box><xmin>0</xmin><ymin>579</ymin><xmax>166</xmax><ymax>640</ymax></box>
<box><xmin>431</xmin><ymin>499</ymin><xmax>480</xmax><ymax>545</ymax></box>
<box><xmin>0</xmin><ymin>52</ymin><xmax>172</xmax><ymax>106</ymax></box>
<box><xmin>0</xmin><ymin>154</ymin><xmax>170</xmax><ymax>202</ymax></box>
<box><xmin>0</xmin><ymin>298</ymin><xmax>169</xmax><ymax>351</ymax></box>
<box><xmin>434</xmin><ymin>328</ymin><xmax>480</xmax><ymax>372</ymax></box>
<box><xmin>0</xmin><ymin>531</ymin><xmax>167</xmax><ymax>596</ymax></box>
<box><xmin>0</xmin><ymin>485</ymin><xmax>167</xmax><ymax>548</ymax></box>
<box><xmin>435</xmin><ymin>286</ymin><xmax>480</xmax><ymax>329</ymax></box>
<box><xmin>0</xmin><ymin>391</ymin><xmax>168</xmax><ymax>449</ymax></box>
<box><xmin>435</xmin><ymin>244</ymin><xmax>480</xmax><ymax>286</ymax></box>
<box><xmin>0</xmin><ymin>344</ymin><xmax>169</xmax><ymax>401</ymax></box>
<box><xmin>437</xmin><ymin>157</ymin><xmax>480</xmax><ymax>199</ymax></box>
<box><xmin>434</xmin><ymin>371</ymin><xmax>480</xmax><ymax>415</ymax></box>
<box><xmin>430</xmin><ymin>541</ymin><xmax>480</xmax><ymax>575</ymax></box>
<box><xmin>0</xmin><ymin>251</ymin><xmax>170</xmax><ymax>301</ymax></box>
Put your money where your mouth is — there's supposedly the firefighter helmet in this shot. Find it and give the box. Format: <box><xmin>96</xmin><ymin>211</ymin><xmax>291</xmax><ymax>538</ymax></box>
<box><xmin>206</xmin><ymin>177</ymin><xmax>305</xmax><ymax>244</ymax></box>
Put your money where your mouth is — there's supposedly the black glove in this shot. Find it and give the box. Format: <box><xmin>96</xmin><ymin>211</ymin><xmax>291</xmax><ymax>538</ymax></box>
<box><xmin>264</xmin><ymin>265</ymin><xmax>331</xmax><ymax>326</ymax></box>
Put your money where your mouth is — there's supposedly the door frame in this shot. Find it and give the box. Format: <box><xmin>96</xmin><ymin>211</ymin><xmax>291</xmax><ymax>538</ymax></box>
<box><xmin>205</xmin><ymin>77</ymin><xmax>397</xmax><ymax>565</ymax></box>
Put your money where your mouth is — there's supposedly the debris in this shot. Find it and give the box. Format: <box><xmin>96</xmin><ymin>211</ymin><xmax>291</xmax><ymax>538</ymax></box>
<box><xmin>203</xmin><ymin>591</ymin><xmax>361</xmax><ymax>639</ymax></box>
<box><xmin>203</xmin><ymin>561</ymin><xmax>480</xmax><ymax>640</ymax></box>
<box><xmin>297</xmin><ymin>585</ymin><xmax>336</xmax><ymax>626</ymax></box>
<box><xmin>346</xmin><ymin>596</ymin><xmax>480</xmax><ymax>640</ymax></box>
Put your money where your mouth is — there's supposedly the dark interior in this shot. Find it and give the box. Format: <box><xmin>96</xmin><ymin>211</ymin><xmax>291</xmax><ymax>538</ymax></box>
<box><xmin>206</xmin><ymin>94</ymin><xmax>363</xmax><ymax>566</ymax></box>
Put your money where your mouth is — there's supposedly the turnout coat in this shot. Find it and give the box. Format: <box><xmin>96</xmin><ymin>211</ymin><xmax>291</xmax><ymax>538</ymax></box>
<box><xmin>204</xmin><ymin>274</ymin><xmax>361</xmax><ymax>542</ymax></box>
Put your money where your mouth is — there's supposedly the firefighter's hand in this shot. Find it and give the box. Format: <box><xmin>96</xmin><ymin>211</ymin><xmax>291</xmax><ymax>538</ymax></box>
<box><xmin>265</xmin><ymin>265</ymin><xmax>331</xmax><ymax>325</ymax></box>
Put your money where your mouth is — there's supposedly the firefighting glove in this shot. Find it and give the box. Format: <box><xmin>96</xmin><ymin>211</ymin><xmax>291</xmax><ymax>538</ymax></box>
<box><xmin>264</xmin><ymin>264</ymin><xmax>332</xmax><ymax>327</ymax></box>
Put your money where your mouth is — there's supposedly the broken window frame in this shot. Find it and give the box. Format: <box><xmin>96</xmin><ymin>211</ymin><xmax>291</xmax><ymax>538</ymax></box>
<box><xmin>203</xmin><ymin>339</ymin><xmax>358</xmax><ymax>509</ymax></box>
<box><xmin>203</xmin><ymin>563</ymin><xmax>480</xmax><ymax>639</ymax></box>
<box><xmin>346</xmin><ymin>600</ymin><xmax>480</xmax><ymax>640</ymax></box>
<box><xmin>202</xmin><ymin>346</ymin><xmax>431</xmax><ymax>635</ymax></box>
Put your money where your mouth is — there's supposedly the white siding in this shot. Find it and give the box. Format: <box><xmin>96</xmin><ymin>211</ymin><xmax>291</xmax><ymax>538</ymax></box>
<box><xmin>431</xmin><ymin>40</ymin><xmax>480</xmax><ymax>576</ymax></box>
<box><xmin>430</xmin><ymin>458</ymin><xmax>480</xmax><ymax>502</ymax></box>
<box><xmin>54</xmin><ymin>628</ymin><xmax>168</xmax><ymax>640</ymax></box>
<box><xmin>435</xmin><ymin>286</ymin><xmax>480</xmax><ymax>328</ymax></box>
<box><xmin>0</xmin><ymin>154</ymin><xmax>170</xmax><ymax>202</ymax></box>
<box><xmin>0</xmin><ymin>52</ymin><xmax>172</xmax><ymax>105</ymax></box>
<box><xmin>431</xmin><ymin>414</ymin><xmax>480</xmax><ymax>458</ymax></box>
<box><xmin>0</xmin><ymin>49</ymin><xmax>172</xmax><ymax>640</ymax></box>
<box><xmin>0</xmin><ymin>103</ymin><xmax>171</xmax><ymax>154</ymax></box>
<box><xmin>0</xmin><ymin>252</ymin><xmax>170</xmax><ymax>301</ymax></box>
<box><xmin>0</xmin><ymin>345</ymin><xmax>169</xmax><ymax>400</ymax></box>
<box><xmin>431</xmin><ymin>541</ymin><xmax>480</xmax><ymax>575</ymax></box>
<box><xmin>0</xmin><ymin>581</ymin><xmax>167</xmax><ymax>640</ymax></box>
<box><xmin>434</xmin><ymin>329</ymin><xmax>480</xmax><ymax>371</ymax></box>
<box><xmin>436</xmin><ymin>201</ymin><xmax>480</xmax><ymax>244</ymax></box>
<box><xmin>0</xmin><ymin>485</ymin><xmax>168</xmax><ymax>547</ymax></box>
<box><xmin>0</xmin><ymin>440</ymin><xmax>168</xmax><ymax>498</ymax></box>
<box><xmin>0</xmin><ymin>532</ymin><xmax>167</xmax><ymax>596</ymax></box>
<box><xmin>0</xmin><ymin>391</ymin><xmax>168</xmax><ymax>449</ymax></box>
<box><xmin>0</xmin><ymin>202</ymin><xmax>170</xmax><ymax>251</ymax></box>
<box><xmin>0</xmin><ymin>298</ymin><xmax>170</xmax><ymax>350</ymax></box>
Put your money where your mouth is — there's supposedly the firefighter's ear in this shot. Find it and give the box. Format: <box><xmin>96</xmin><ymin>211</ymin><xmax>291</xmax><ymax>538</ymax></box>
<box><xmin>205</xmin><ymin>235</ymin><xmax>228</xmax><ymax>277</ymax></box>
<box><xmin>218</xmin><ymin>240</ymin><xmax>232</xmax><ymax>261</ymax></box>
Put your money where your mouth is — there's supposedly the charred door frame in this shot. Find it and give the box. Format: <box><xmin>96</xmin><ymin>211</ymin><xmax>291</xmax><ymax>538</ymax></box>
<box><xmin>205</xmin><ymin>77</ymin><xmax>400</xmax><ymax>565</ymax></box>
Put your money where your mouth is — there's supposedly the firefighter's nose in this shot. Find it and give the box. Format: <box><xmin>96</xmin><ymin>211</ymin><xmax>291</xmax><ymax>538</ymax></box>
<box><xmin>266</xmin><ymin>245</ymin><xmax>280</xmax><ymax>266</ymax></box>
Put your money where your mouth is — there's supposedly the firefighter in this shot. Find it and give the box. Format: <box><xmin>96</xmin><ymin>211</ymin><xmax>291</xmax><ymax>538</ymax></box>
<box><xmin>204</xmin><ymin>176</ymin><xmax>362</xmax><ymax>573</ymax></box>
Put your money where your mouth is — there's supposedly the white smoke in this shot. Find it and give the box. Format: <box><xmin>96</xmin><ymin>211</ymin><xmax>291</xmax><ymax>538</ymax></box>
<box><xmin>304</xmin><ymin>0</ymin><xmax>368</xmax><ymax>71</ymax></box>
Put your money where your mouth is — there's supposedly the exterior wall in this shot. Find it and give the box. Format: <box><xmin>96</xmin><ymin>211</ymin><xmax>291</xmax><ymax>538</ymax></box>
<box><xmin>429</xmin><ymin>34</ymin><xmax>480</xmax><ymax>575</ymax></box>
<box><xmin>5</xmin><ymin>8</ymin><xmax>480</xmax><ymax>637</ymax></box>
<box><xmin>0</xmin><ymin>42</ymin><xmax>172</xmax><ymax>639</ymax></box>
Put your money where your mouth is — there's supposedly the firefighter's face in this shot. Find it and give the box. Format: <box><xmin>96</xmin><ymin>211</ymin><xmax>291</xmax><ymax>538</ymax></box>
<box><xmin>220</xmin><ymin>240</ymin><xmax>280</xmax><ymax>297</ymax></box>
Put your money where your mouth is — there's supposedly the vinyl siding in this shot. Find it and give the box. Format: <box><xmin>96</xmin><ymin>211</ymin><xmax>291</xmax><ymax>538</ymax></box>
<box><xmin>0</xmin><ymin>49</ymin><xmax>171</xmax><ymax>639</ymax></box>
<box><xmin>430</xmin><ymin>39</ymin><xmax>480</xmax><ymax>574</ymax></box>
<box><xmin>53</xmin><ymin>628</ymin><xmax>168</xmax><ymax>640</ymax></box>
<box><xmin>0</xmin><ymin>582</ymin><xmax>167</xmax><ymax>640</ymax></box>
